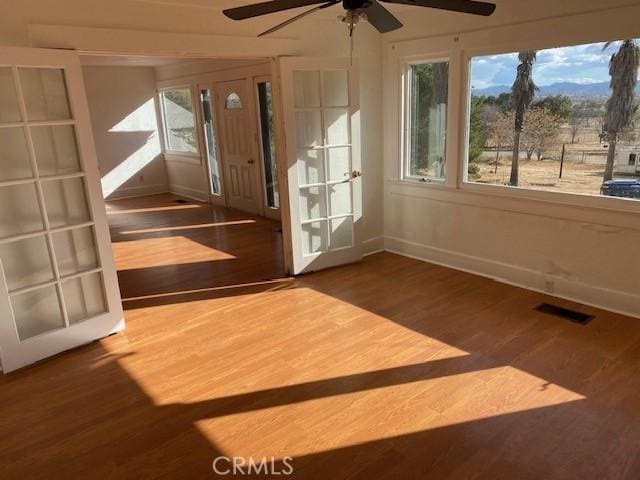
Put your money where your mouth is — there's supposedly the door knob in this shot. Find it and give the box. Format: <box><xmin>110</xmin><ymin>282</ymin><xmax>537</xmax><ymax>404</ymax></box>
<box><xmin>351</xmin><ymin>170</ymin><xmax>362</xmax><ymax>178</ymax></box>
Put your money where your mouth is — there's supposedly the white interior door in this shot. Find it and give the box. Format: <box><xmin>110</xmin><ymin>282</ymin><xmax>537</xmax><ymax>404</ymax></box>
<box><xmin>278</xmin><ymin>57</ymin><xmax>362</xmax><ymax>274</ymax></box>
<box><xmin>0</xmin><ymin>47</ymin><xmax>123</xmax><ymax>373</ymax></box>
<box><xmin>214</xmin><ymin>79</ymin><xmax>261</xmax><ymax>215</ymax></box>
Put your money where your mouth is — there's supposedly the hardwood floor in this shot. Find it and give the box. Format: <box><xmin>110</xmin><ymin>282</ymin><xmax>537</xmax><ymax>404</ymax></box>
<box><xmin>1</xmin><ymin>193</ymin><xmax>640</xmax><ymax>479</ymax></box>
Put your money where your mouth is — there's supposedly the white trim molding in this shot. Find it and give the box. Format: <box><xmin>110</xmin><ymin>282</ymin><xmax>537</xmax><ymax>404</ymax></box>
<box><xmin>384</xmin><ymin>236</ymin><xmax>640</xmax><ymax>319</ymax></box>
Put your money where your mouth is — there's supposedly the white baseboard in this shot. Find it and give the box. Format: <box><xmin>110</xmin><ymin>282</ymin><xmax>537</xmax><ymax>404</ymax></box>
<box><xmin>363</xmin><ymin>236</ymin><xmax>385</xmax><ymax>257</ymax></box>
<box><xmin>168</xmin><ymin>185</ymin><xmax>209</xmax><ymax>202</ymax></box>
<box><xmin>384</xmin><ymin>235</ymin><xmax>640</xmax><ymax>319</ymax></box>
<box><xmin>104</xmin><ymin>184</ymin><xmax>168</xmax><ymax>200</ymax></box>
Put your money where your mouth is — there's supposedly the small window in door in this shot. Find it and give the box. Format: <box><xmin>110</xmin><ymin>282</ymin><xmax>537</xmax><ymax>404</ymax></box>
<box><xmin>225</xmin><ymin>92</ymin><xmax>242</xmax><ymax>109</ymax></box>
<box><xmin>257</xmin><ymin>81</ymin><xmax>279</xmax><ymax>209</ymax></box>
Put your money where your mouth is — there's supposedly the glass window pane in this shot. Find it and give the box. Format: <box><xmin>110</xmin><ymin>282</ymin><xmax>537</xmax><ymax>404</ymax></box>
<box><xmin>225</xmin><ymin>92</ymin><xmax>242</xmax><ymax>109</ymax></box>
<box><xmin>0</xmin><ymin>235</ymin><xmax>54</xmax><ymax>291</ymax></box>
<box><xmin>299</xmin><ymin>186</ymin><xmax>326</xmax><ymax>221</ymax></box>
<box><xmin>467</xmin><ymin>41</ymin><xmax>640</xmax><ymax>201</ymax></box>
<box><xmin>200</xmin><ymin>89</ymin><xmax>221</xmax><ymax>195</ymax></box>
<box><xmin>0</xmin><ymin>183</ymin><xmax>44</xmax><ymax>238</ymax></box>
<box><xmin>296</xmin><ymin>111</ymin><xmax>322</xmax><ymax>148</ymax></box>
<box><xmin>0</xmin><ymin>67</ymin><xmax>22</xmax><ymax>122</ymax></box>
<box><xmin>294</xmin><ymin>71</ymin><xmax>320</xmax><ymax>108</ymax></box>
<box><xmin>11</xmin><ymin>285</ymin><xmax>64</xmax><ymax>341</ymax></box>
<box><xmin>329</xmin><ymin>182</ymin><xmax>352</xmax><ymax>216</ymax></box>
<box><xmin>161</xmin><ymin>88</ymin><xmax>197</xmax><ymax>154</ymax></box>
<box><xmin>322</xmin><ymin>70</ymin><xmax>349</xmax><ymax>107</ymax></box>
<box><xmin>330</xmin><ymin>216</ymin><xmax>353</xmax><ymax>250</ymax></box>
<box><xmin>32</xmin><ymin>125</ymin><xmax>81</xmax><ymax>176</ymax></box>
<box><xmin>298</xmin><ymin>149</ymin><xmax>325</xmax><ymax>185</ymax></box>
<box><xmin>301</xmin><ymin>221</ymin><xmax>327</xmax><ymax>255</ymax></box>
<box><xmin>52</xmin><ymin>226</ymin><xmax>99</xmax><ymax>277</ymax></box>
<box><xmin>407</xmin><ymin>62</ymin><xmax>448</xmax><ymax>180</ymax></box>
<box><xmin>326</xmin><ymin>147</ymin><xmax>351</xmax><ymax>182</ymax></box>
<box><xmin>325</xmin><ymin>109</ymin><xmax>350</xmax><ymax>145</ymax></box>
<box><xmin>62</xmin><ymin>272</ymin><xmax>107</xmax><ymax>325</ymax></box>
<box><xmin>257</xmin><ymin>82</ymin><xmax>279</xmax><ymax>209</ymax></box>
<box><xmin>19</xmin><ymin>68</ymin><xmax>72</xmax><ymax>121</ymax></box>
<box><xmin>42</xmin><ymin>177</ymin><xmax>90</xmax><ymax>228</ymax></box>
<box><xmin>0</xmin><ymin>127</ymin><xmax>33</xmax><ymax>181</ymax></box>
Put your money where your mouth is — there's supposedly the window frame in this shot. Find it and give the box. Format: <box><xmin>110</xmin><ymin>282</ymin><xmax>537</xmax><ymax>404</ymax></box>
<box><xmin>459</xmin><ymin>36</ymin><xmax>640</xmax><ymax>214</ymax></box>
<box><xmin>158</xmin><ymin>85</ymin><xmax>200</xmax><ymax>159</ymax></box>
<box><xmin>400</xmin><ymin>55</ymin><xmax>451</xmax><ymax>185</ymax></box>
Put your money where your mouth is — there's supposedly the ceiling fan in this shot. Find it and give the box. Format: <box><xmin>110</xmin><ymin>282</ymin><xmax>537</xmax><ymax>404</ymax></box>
<box><xmin>223</xmin><ymin>0</ymin><xmax>496</xmax><ymax>37</ymax></box>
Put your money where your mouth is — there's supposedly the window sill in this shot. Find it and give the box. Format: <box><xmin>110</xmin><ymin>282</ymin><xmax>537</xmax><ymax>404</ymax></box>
<box><xmin>390</xmin><ymin>178</ymin><xmax>450</xmax><ymax>189</ymax></box>
<box><xmin>163</xmin><ymin>151</ymin><xmax>201</xmax><ymax>165</ymax></box>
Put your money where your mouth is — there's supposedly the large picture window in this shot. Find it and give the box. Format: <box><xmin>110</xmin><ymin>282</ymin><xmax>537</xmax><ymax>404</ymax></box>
<box><xmin>160</xmin><ymin>87</ymin><xmax>198</xmax><ymax>154</ymax></box>
<box><xmin>467</xmin><ymin>39</ymin><xmax>640</xmax><ymax>201</ymax></box>
<box><xmin>403</xmin><ymin>60</ymin><xmax>449</xmax><ymax>181</ymax></box>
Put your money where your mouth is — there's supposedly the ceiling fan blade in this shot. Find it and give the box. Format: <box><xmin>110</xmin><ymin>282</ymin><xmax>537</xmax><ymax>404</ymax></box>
<box><xmin>223</xmin><ymin>0</ymin><xmax>327</xmax><ymax>21</ymax></box>
<box><xmin>363</xmin><ymin>0</ymin><xmax>403</xmax><ymax>33</ymax></box>
<box><xmin>379</xmin><ymin>0</ymin><xmax>496</xmax><ymax>16</ymax></box>
<box><xmin>258</xmin><ymin>1</ymin><xmax>338</xmax><ymax>36</ymax></box>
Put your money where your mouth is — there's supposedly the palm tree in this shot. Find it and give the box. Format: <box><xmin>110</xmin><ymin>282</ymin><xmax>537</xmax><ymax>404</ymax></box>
<box><xmin>603</xmin><ymin>39</ymin><xmax>639</xmax><ymax>182</ymax></box>
<box><xmin>509</xmin><ymin>51</ymin><xmax>538</xmax><ymax>186</ymax></box>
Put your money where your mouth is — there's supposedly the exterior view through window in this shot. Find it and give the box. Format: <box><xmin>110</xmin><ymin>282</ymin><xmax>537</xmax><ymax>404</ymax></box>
<box><xmin>405</xmin><ymin>61</ymin><xmax>449</xmax><ymax>181</ymax></box>
<box><xmin>160</xmin><ymin>88</ymin><xmax>197</xmax><ymax>154</ymax></box>
<box><xmin>257</xmin><ymin>81</ymin><xmax>279</xmax><ymax>209</ymax></box>
<box><xmin>200</xmin><ymin>89</ymin><xmax>221</xmax><ymax>195</ymax></box>
<box><xmin>468</xmin><ymin>39</ymin><xmax>640</xmax><ymax>200</ymax></box>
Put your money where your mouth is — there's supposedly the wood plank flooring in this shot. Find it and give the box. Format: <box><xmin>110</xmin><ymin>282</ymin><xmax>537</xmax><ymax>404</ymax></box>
<box><xmin>1</xmin><ymin>193</ymin><xmax>640</xmax><ymax>479</ymax></box>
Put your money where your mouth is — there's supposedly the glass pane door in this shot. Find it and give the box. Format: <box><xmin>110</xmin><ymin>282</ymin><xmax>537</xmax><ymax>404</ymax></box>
<box><xmin>279</xmin><ymin>58</ymin><xmax>362</xmax><ymax>274</ymax></box>
<box><xmin>0</xmin><ymin>47</ymin><xmax>123</xmax><ymax>372</ymax></box>
<box><xmin>257</xmin><ymin>80</ymin><xmax>279</xmax><ymax>210</ymax></box>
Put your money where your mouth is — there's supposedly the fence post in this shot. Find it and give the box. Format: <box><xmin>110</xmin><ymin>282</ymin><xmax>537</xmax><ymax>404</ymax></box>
<box><xmin>559</xmin><ymin>143</ymin><xmax>565</xmax><ymax>179</ymax></box>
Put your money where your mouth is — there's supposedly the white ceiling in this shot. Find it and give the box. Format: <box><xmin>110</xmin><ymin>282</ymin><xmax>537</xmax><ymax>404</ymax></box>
<box><xmin>79</xmin><ymin>55</ymin><xmax>209</xmax><ymax>67</ymax></box>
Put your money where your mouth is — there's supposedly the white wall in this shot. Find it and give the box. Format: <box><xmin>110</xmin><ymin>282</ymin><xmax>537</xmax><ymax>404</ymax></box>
<box><xmin>82</xmin><ymin>65</ymin><xmax>167</xmax><ymax>199</ymax></box>
<box><xmin>382</xmin><ymin>1</ymin><xmax>640</xmax><ymax>317</ymax></box>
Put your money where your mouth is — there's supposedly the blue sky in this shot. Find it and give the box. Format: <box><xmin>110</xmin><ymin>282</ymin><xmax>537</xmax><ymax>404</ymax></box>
<box><xmin>470</xmin><ymin>41</ymin><xmax>623</xmax><ymax>89</ymax></box>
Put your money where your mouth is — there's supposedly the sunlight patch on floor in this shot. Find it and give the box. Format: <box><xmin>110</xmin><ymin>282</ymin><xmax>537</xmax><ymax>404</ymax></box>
<box><xmin>111</xmin><ymin>236</ymin><xmax>236</xmax><ymax>269</ymax></box>
<box><xmin>118</xmin><ymin>219</ymin><xmax>256</xmax><ymax>235</ymax></box>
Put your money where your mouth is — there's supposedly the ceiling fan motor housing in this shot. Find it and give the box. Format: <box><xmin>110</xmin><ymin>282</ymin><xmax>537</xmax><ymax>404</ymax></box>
<box><xmin>343</xmin><ymin>0</ymin><xmax>370</xmax><ymax>10</ymax></box>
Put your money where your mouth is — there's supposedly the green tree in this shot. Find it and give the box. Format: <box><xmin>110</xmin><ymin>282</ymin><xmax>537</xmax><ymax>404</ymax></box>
<box><xmin>603</xmin><ymin>39</ymin><xmax>640</xmax><ymax>181</ymax></box>
<box><xmin>510</xmin><ymin>51</ymin><xmax>538</xmax><ymax>186</ymax></box>
<box><xmin>532</xmin><ymin>95</ymin><xmax>572</xmax><ymax>121</ymax></box>
<box><xmin>468</xmin><ymin>96</ymin><xmax>487</xmax><ymax>168</ymax></box>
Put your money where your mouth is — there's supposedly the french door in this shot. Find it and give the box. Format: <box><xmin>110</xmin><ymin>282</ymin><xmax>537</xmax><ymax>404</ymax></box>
<box><xmin>278</xmin><ymin>57</ymin><xmax>362</xmax><ymax>274</ymax></box>
<box><xmin>0</xmin><ymin>47</ymin><xmax>123</xmax><ymax>372</ymax></box>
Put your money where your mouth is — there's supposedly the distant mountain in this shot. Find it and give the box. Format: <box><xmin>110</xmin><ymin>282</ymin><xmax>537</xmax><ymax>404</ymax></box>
<box><xmin>472</xmin><ymin>81</ymin><xmax>640</xmax><ymax>99</ymax></box>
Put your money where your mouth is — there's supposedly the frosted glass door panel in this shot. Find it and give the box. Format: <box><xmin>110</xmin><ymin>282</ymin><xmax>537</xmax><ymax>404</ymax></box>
<box><xmin>42</xmin><ymin>177</ymin><xmax>91</xmax><ymax>228</ymax></box>
<box><xmin>19</xmin><ymin>68</ymin><xmax>72</xmax><ymax>121</ymax></box>
<box><xmin>322</xmin><ymin>70</ymin><xmax>349</xmax><ymax>107</ymax></box>
<box><xmin>0</xmin><ymin>67</ymin><xmax>21</xmax><ymax>122</ymax></box>
<box><xmin>301</xmin><ymin>221</ymin><xmax>327</xmax><ymax>255</ymax></box>
<box><xmin>31</xmin><ymin>125</ymin><xmax>81</xmax><ymax>176</ymax></box>
<box><xmin>299</xmin><ymin>186</ymin><xmax>326</xmax><ymax>221</ymax></box>
<box><xmin>330</xmin><ymin>216</ymin><xmax>353</xmax><ymax>250</ymax></box>
<box><xmin>329</xmin><ymin>182</ymin><xmax>352</xmax><ymax>216</ymax></box>
<box><xmin>0</xmin><ymin>236</ymin><xmax>54</xmax><ymax>291</ymax></box>
<box><xmin>326</xmin><ymin>147</ymin><xmax>350</xmax><ymax>182</ymax></box>
<box><xmin>294</xmin><ymin>71</ymin><xmax>320</xmax><ymax>108</ymax></box>
<box><xmin>12</xmin><ymin>285</ymin><xmax>65</xmax><ymax>341</ymax></box>
<box><xmin>52</xmin><ymin>226</ymin><xmax>99</xmax><ymax>276</ymax></box>
<box><xmin>325</xmin><ymin>109</ymin><xmax>350</xmax><ymax>145</ymax></box>
<box><xmin>298</xmin><ymin>149</ymin><xmax>325</xmax><ymax>185</ymax></box>
<box><xmin>0</xmin><ymin>128</ymin><xmax>33</xmax><ymax>181</ymax></box>
<box><xmin>62</xmin><ymin>272</ymin><xmax>107</xmax><ymax>325</ymax></box>
<box><xmin>0</xmin><ymin>183</ymin><xmax>44</xmax><ymax>238</ymax></box>
<box><xmin>295</xmin><ymin>111</ymin><xmax>322</xmax><ymax>148</ymax></box>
